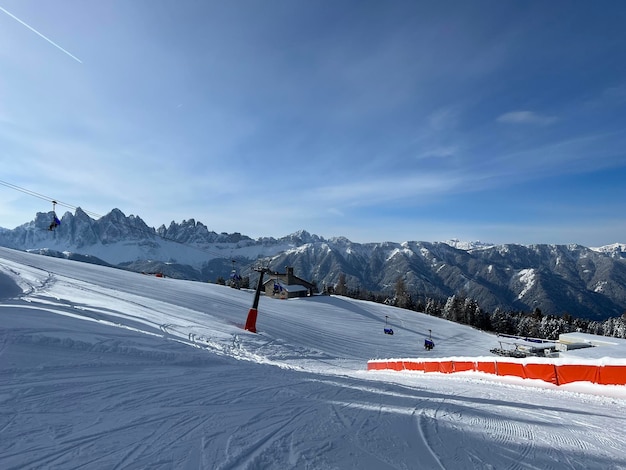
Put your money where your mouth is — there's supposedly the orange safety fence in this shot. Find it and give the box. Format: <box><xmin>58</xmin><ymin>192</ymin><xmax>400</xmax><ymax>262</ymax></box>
<box><xmin>556</xmin><ymin>364</ymin><xmax>599</xmax><ymax>385</ymax></box>
<box><xmin>402</xmin><ymin>361</ymin><xmax>424</xmax><ymax>371</ymax></box>
<box><xmin>597</xmin><ymin>365</ymin><xmax>626</xmax><ymax>386</ymax></box>
<box><xmin>367</xmin><ymin>361</ymin><xmax>389</xmax><ymax>371</ymax></box>
<box><xmin>523</xmin><ymin>363</ymin><xmax>558</xmax><ymax>385</ymax></box>
<box><xmin>423</xmin><ymin>361</ymin><xmax>441</xmax><ymax>373</ymax></box>
<box><xmin>453</xmin><ymin>361</ymin><xmax>476</xmax><ymax>372</ymax></box>
<box><xmin>475</xmin><ymin>361</ymin><xmax>497</xmax><ymax>375</ymax></box>
<box><xmin>496</xmin><ymin>361</ymin><xmax>526</xmax><ymax>379</ymax></box>
<box><xmin>367</xmin><ymin>359</ymin><xmax>626</xmax><ymax>387</ymax></box>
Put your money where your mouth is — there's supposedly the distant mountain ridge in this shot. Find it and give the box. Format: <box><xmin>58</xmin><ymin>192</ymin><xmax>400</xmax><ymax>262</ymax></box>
<box><xmin>1</xmin><ymin>208</ymin><xmax>625</xmax><ymax>320</ymax></box>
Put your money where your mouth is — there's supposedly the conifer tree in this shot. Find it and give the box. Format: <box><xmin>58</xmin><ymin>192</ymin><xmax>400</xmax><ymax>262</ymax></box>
<box><xmin>335</xmin><ymin>273</ymin><xmax>347</xmax><ymax>296</ymax></box>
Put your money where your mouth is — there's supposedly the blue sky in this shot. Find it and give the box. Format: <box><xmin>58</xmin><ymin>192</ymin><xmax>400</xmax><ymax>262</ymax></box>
<box><xmin>1</xmin><ymin>0</ymin><xmax>625</xmax><ymax>246</ymax></box>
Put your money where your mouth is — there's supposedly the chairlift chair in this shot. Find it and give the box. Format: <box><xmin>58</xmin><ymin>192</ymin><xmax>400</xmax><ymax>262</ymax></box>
<box><xmin>424</xmin><ymin>329</ymin><xmax>435</xmax><ymax>350</ymax></box>
<box><xmin>48</xmin><ymin>200</ymin><xmax>61</xmax><ymax>231</ymax></box>
<box><xmin>384</xmin><ymin>315</ymin><xmax>394</xmax><ymax>335</ymax></box>
<box><xmin>229</xmin><ymin>260</ymin><xmax>242</xmax><ymax>289</ymax></box>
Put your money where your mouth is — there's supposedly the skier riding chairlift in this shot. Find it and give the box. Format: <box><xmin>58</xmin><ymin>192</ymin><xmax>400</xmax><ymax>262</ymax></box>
<box><xmin>48</xmin><ymin>200</ymin><xmax>61</xmax><ymax>231</ymax></box>
<box><xmin>229</xmin><ymin>260</ymin><xmax>242</xmax><ymax>289</ymax></box>
<box><xmin>273</xmin><ymin>282</ymin><xmax>283</xmax><ymax>295</ymax></box>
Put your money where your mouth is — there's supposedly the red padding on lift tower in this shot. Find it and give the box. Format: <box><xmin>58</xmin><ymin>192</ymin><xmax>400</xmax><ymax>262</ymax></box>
<box><xmin>596</xmin><ymin>365</ymin><xmax>626</xmax><ymax>385</ymax></box>
<box><xmin>523</xmin><ymin>363</ymin><xmax>558</xmax><ymax>385</ymax></box>
<box><xmin>556</xmin><ymin>364</ymin><xmax>599</xmax><ymax>385</ymax></box>
<box><xmin>244</xmin><ymin>308</ymin><xmax>258</xmax><ymax>333</ymax></box>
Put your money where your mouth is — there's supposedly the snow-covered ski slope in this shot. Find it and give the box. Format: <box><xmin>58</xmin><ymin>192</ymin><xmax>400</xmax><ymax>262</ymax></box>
<box><xmin>1</xmin><ymin>246</ymin><xmax>626</xmax><ymax>470</ymax></box>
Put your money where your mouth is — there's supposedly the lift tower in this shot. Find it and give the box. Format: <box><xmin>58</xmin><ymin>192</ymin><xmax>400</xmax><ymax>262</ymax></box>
<box><xmin>244</xmin><ymin>266</ymin><xmax>271</xmax><ymax>333</ymax></box>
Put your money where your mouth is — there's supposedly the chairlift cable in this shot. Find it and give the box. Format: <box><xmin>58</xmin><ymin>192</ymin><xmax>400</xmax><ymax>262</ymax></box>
<box><xmin>0</xmin><ymin>179</ymin><xmax>102</xmax><ymax>219</ymax></box>
<box><xmin>1</xmin><ymin>178</ymin><xmax>270</xmax><ymax>275</ymax></box>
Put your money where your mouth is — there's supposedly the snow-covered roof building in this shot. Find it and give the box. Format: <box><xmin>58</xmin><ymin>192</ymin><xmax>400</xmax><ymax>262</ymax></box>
<box><xmin>491</xmin><ymin>332</ymin><xmax>626</xmax><ymax>359</ymax></box>
<box><xmin>555</xmin><ymin>332</ymin><xmax>626</xmax><ymax>359</ymax></box>
<box><xmin>263</xmin><ymin>266</ymin><xmax>317</xmax><ymax>299</ymax></box>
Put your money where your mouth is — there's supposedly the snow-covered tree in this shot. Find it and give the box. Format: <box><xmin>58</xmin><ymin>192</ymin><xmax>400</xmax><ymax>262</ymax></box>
<box><xmin>425</xmin><ymin>297</ymin><xmax>442</xmax><ymax>317</ymax></box>
<box><xmin>516</xmin><ymin>315</ymin><xmax>539</xmax><ymax>338</ymax></box>
<box><xmin>443</xmin><ymin>295</ymin><xmax>464</xmax><ymax>323</ymax></box>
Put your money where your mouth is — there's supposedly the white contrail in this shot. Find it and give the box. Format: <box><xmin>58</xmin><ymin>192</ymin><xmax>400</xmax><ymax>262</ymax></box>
<box><xmin>0</xmin><ymin>5</ymin><xmax>83</xmax><ymax>64</ymax></box>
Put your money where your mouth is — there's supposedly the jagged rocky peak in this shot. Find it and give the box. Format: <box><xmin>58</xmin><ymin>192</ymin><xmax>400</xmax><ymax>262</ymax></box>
<box><xmin>105</xmin><ymin>208</ymin><xmax>127</xmax><ymax>222</ymax></box>
<box><xmin>442</xmin><ymin>238</ymin><xmax>494</xmax><ymax>251</ymax></box>
<box><xmin>179</xmin><ymin>218</ymin><xmax>201</xmax><ymax>229</ymax></box>
<box><xmin>73</xmin><ymin>207</ymin><xmax>92</xmax><ymax>221</ymax></box>
<box><xmin>157</xmin><ymin>218</ymin><xmax>212</xmax><ymax>243</ymax></box>
<box><xmin>96</xmin><ymin>209</ymin><xmax>142</xmax><ymax>238</ymax></box>
<box><xmin>591</xmin><ymin>243</ymin><xmax>626</xmax><ymax>259</ymax></box>
<box><xmin>281</xmin><ymin>230</ymin><xmax>322</xmax><ymax>245</ymax></box>
<box><xmin>328</xmin><ymin>235</ymin><xmax>352</xmax><ymax>246</ymax></box>
<box><xmin>155</xmin><ymin>218</ymin><xmax>252</xmax><ymax>244</ymax></box>
<box><xmin>31</xmin><ymin>211</ymin><xmax>50</xmax><ymax>229</ymax></box>
<box><xmin>218</xmin><ymin>232</ymin><xmax>251</xmax><ymax>243</ymax></box>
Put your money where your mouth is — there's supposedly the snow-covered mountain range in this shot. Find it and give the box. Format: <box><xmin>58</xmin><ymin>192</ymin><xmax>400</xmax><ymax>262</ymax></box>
<box><xmin>1</xmin><ymin>208</ymin><xmax>625</xmax><ymax>320</ymax></box>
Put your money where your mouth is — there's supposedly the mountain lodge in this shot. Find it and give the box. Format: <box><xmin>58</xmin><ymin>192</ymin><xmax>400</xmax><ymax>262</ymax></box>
<box><xmin>263</xmin><ymin>266</ymin><xmax>317</xmax><ymax>299</ymax></box>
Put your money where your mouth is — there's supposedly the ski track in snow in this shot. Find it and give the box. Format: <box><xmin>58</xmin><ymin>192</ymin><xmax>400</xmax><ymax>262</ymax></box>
<box><xmin>1</xmin><ymin>247</ymin><xmax>626</xmax><ymax>469</ymax></box>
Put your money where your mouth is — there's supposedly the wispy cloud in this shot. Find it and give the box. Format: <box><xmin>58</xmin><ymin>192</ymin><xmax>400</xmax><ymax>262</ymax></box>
<box><xmin>496</xmin><ymin>110</ymin><xmax>557</xmax><ymax>125</ymax></box>
<box><xmin>428</xmin><ymin>106</ymin><xmax>461</xmax><ymax>131</ymax></box>
<box><xmin>584</xmin><ymin>84</ymin><xmax>626</xmax><ymax>109</ymax></box>
<box><xmin>416</xmin><ymin>145</ymin><xmax>458</xmax><ymax>160</ymax></box>
<box><xmin>0</xmin><ymin>5</ymin><xmax>83</xmax><ymax>64</ymax></box>
<box><xmin>489</xmin><ymin>130</ymin><xmax>626</xmax><ymax>182</ymax></box>
<box><xmin>311</xmin><ymin>173</ymin><xmax>462</xmax><ymax>207</ymax></box>
<box><xmin>603</xmin><ymin>85</ymin><xmax>626</xmax><ymax>102</ymax></box>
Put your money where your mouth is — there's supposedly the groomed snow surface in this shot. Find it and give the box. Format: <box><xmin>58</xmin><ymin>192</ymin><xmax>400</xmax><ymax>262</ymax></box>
<box><xmin>1</xmin><ymin>247</ymin><xmax>625</xmax><ymax>469</ymax></box>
